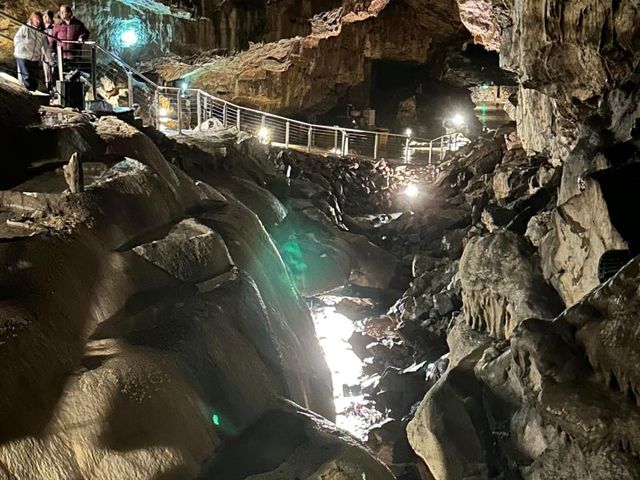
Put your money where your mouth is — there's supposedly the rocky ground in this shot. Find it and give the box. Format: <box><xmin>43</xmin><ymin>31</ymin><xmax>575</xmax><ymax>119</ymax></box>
<box><xmin>0</xmin><ymin>76</ymin><xmax>403</xmax><ymax>479</ymax></box>
<box><xmin>5</xmin><ymin>64</ymin><xmax>640</xmax><ymax>478</ymax></box>
<box><xmin>257</xmin><ymin>110</ymin><xmax>640</xmax><ymax>480</ymax></box>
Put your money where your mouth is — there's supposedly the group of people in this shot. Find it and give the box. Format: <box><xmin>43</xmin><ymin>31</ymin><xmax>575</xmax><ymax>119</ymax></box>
<box><xmin>13</xmin><ymin>5</ymin><xmax>89</xmax><ymax>92</ymax></box>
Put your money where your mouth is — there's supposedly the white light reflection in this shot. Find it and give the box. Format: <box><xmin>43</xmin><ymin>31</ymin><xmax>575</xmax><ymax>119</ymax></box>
<box><xmin>312</xmin><ymin>305</ymin><xmax>380</xmax><ymax>438</ymax></box>
<box><xmin>404</xmin><ymin>184</ymin><xmax>419</xmax><ymax>197</ymax></box>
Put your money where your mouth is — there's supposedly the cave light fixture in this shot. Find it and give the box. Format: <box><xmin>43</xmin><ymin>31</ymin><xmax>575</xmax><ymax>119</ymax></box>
<box><xmin>404</xmin><ymin>128</ymin><xmax>413</xmax><ymax>137</ymax></box>
<box><xmin>119</xmin><ymin>28</ymin><xmax>139</xmax><ymax>48</ymax></box>
<box><xmin>112</xmin><ymin>19</ymin><xmax>147</xmax><ymax>53</ymax></box>
<box><xmin>257</xmin><ymin>126</ymin><xmax>272</xmax><ymax>144</ymax></box>
<box><xmin>404</xmin><ymin>184</ymin><xmax>419</xmax><ymax>198</ymax></box>
<box><xmin>450</xmin><ymin>113</ymin><xmax>465</xmax><ymax>127</ymax></box>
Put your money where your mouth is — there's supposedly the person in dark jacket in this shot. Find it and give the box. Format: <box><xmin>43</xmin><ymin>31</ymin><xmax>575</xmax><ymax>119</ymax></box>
<box><xmin>52</xmin><ymin>5</ymin><xmax>89</xmax><ymax>68</ymax></box>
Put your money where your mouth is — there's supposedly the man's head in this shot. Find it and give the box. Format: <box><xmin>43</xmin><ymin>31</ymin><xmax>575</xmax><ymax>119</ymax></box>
<box><xmin>59</xmin><ymin>4</ymin><xmax>72</xmax><ymax>22</ymax></box>
<box><xmin>29</xmin><ymin>11</ymin><xmax>44</xmax><ymax>29</ymax></box>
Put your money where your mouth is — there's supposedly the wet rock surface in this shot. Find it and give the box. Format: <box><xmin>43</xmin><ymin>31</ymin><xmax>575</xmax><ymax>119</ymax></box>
<box><xmin>0</xmin><ymin>81</ymin><xmax>400</xmax><ymax>479</ymax></box>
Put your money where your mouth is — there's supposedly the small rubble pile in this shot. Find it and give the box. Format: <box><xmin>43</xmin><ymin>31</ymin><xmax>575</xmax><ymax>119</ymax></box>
<box><xmin>272</xmin><ymin>149</ymin><xmax>438</xmax><ymax>216</ymax></box>
<box><xmin>376</xmin><ymin>125</ymin><xmax>561</xmax><ymax>340</ymax></box>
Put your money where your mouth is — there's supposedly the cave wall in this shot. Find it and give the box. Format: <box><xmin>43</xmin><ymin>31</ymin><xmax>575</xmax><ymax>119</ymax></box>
<box><xmin>456</xmin><ymin>0</ymin><xmax>640</xmax><ymax>161</ymax></box>
<box><xmin>0</xmin><ymin>0</ymin><xmax>272</xmax><ymax>65</ymax></box>
<box><xmin>154</xmin><ymin>0</ymin><xmax>468</xmax><ymax>116</ymax></box>
<box><xmin>396</xmin><ymin>0</ymin><xmax>640</xmax><ymax>477</ymax></box>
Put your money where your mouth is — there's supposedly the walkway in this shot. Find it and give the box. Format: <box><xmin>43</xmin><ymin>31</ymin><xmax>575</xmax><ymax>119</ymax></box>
<box><xmin>0</xmin><ymin>9</ymin><xmax>469</xmax><ymax>164</ymax></box>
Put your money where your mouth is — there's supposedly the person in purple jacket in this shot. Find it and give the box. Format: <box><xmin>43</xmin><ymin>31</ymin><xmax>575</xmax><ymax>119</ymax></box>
<box><xmin>52</xmin><ymin>5</ymin><xmax>89</xmax><ymax>70</ymax></box>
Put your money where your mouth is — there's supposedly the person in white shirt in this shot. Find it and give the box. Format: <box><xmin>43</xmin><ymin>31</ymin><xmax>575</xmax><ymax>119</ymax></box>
<box><xmin>13</xmin><ymin>12</ymin><xmax>51</xmax><ymax>91</ymax></box>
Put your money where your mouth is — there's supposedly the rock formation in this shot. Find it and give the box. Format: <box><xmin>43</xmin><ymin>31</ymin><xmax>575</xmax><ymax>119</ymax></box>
<box><xmin>0</xmin><ymin>77</ymin><xmax>396</xmax><ymax>479</ymax></box>
<box><xmin>152</xmin><ymin>0</ymin><xmax>468</xmax><ymax>115</ymax></box>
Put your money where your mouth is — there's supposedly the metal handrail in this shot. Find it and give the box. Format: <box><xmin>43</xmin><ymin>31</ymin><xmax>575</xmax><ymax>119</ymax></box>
<box><xmin>158</xmin><ymin>85</ymin><xmax>426</xmax><ymax>146</ymax></box>
<box><xmin>1</xmin><ymin>8</ymin><xmax>468</xmax><ymax>164</ymax></box>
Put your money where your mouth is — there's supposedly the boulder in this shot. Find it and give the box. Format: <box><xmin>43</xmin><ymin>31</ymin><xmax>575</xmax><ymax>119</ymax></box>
<box><xmin>539</xmin><ymin>178</ymin><xmax>627</xmax><ymax>306</ymax></box>
<box><xmin>406</xmin><ymin>350</ymin><xmax>495</xmax><ymax>480</ymax></box>
<box><xmin>132</xmin><ymin>218</ymin><xmax>234</xmax><ymax>283</ymax></box>
<box><xmin>199</xmin><ymin>400</ymin><xmax>395</xmax><ymax>480</ymax></box>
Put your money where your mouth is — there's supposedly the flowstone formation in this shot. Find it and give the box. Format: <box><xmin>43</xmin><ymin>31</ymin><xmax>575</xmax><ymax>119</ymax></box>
<box><xmin>0</xmin><ymin>77</ymin><xmax>397</xmax><ymax>479</ymax></box>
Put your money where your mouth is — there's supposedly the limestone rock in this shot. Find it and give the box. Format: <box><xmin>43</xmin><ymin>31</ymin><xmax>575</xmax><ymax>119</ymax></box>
<box><xmin>153</xmin><ymin>0</ymin><xmax>466</xmax><ymax>115</ymax></box>
<box><xmin>447</xmin><ymin>316</ymin><xmax>492</xmax><ymax>367</ymax></box>
<box><xmin>515</xmin><ymin>87</ymin><xmax>578</xmax><ymax>162</ymax></box>
<box><xmin>132</xmin><ymin>218</ymin><xmax>234</xmax><ymax>283</ymax></box>
<box><xmin>456</xmin><ymin>0</ymin><xmax>501</xmax><ymax>51</ymax></box>
<box><xmin>407</xmin><ymin>349</ymin><xmax>495</xmax><ymax>480</ymax></box>
<box><xmin>200</xmin><ymin>400</ymin><xmax>395</xmax><ymax>480</ymax></box>
<box><xmin>459</xmin><ymin>230</ymin><xmax>563</xmax><ymax>338</ymax></box>
<box><xmin>525</xmin><ymin>212</ymin><xmax>553</xmax><ymax>247</ymax></box>
<box><xmin>539</xmin><ymin>178</ymin><xmax>627</xmax><ymax>307</ymax></box>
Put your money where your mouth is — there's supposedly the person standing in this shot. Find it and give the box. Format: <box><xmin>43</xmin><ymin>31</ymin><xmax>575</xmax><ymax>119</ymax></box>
<box><xmin>13</xmin><ymin>12</ymin><xmax>51</xmax><ymax>91</ymax></box>
<box><xmin>42</xmin><ymin>10</ymin><xmax>56</xmax><ymax>90</ymax></box>
<box><xmin>52</xmin><ymin>5</ymin><xmax>89</xmax><ymax>71</ymax></box>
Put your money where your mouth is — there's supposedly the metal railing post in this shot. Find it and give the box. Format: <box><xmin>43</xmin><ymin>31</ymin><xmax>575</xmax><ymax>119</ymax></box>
<box><xmin>261</xmin><ymin>115</ymin><xmax>266</xmax><ymax>127</ymax></box>
<box><xmin>342</xmin><ymin>131</ymin><xmax>347</xmax><ymax>155</ymax></box>
<box><xmin>154</xmin><ymin>89</ymin><xmax>160</xmax><ymax>128</ymax></box>
<box><xmin>428</xmin><ymin>140</ymin><xmax>433</xmax><ymax>165</ymax></box>
<box><xmin>373</xmin><ymin>133</ymin><xmax>379</xmax><ymax>159</ymax></box>
<box><xmin>236</xmin><ymin>107</ymin><xmax>241</xmax><ymax>130</ymax></box>
<box><xmin>307</xmin><ymin>126</ymin><xmax>312</xmax><ymax>153</ymax></box>
<box><xmin>90</xmin><ymin>44</ymin><xmax>97</xmax><ymax>101</ymax></box>
<box><xmin>334</xmin><ymin>128</ymin><xmax>338</xmax><ymax>151</ymax></box>
<box><xmin>405</xmin><ymin>136</ymin><xmax>410</xmax><ymax>163</ymax></box>
<box><xmin>196</xmin><ymin>90</ymin><xmax>202</xmax><ymax>131</ymax></box>
<box><xmin>57</xmin><ymin>44</ymin><xmax>64</xmax><ymax>81</ymax></box>
<box><xmin>285</xmin><ymin>121</ymin><xmax>290</xmax><ymax>148</ymax></box>
<box><xmin>222</xmin><ymin>102</ymin><xmax>228</xmax><ymax>128</ymax></box>
<box><xmin>344</xmin><ymin>134</ymin><xmax>349</xmax><ymax>156</ymax></box>
<box><xmin>203</xmin><ymin>94</ymin><xmax>208</xmax><ymax>122</ymax></box>
<box><xmin>440</xmin><ymin>136</ymin><xmax>445</xmax><ymax>161</ymax></box>
<box><xmin>176</xmin><ymin>90</ymin><xmax>182</xmax><ymax>134</ymax></box>
<box><xmin>127</xmin><ymin>70</ymin><xmax>134</xmax><ymax>108</ymax></box>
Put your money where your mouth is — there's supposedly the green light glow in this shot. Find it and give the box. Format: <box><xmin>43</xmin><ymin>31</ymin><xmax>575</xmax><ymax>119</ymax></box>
<box><xmin>212</xmin><ymin>413</ymin><xmax>220</xmax><ymax>426</ymax></box>
<box><xmin>480</xmin><ymin>104</ymin><xmax>488</xmax><ymax>114</ymax></box>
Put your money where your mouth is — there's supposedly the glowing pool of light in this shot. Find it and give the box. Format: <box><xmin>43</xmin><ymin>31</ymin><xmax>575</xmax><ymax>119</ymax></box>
<box><xmin>312</xmin><ymin>305</ymin><xmax>381</xmax><ymax>438</ymax></box>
